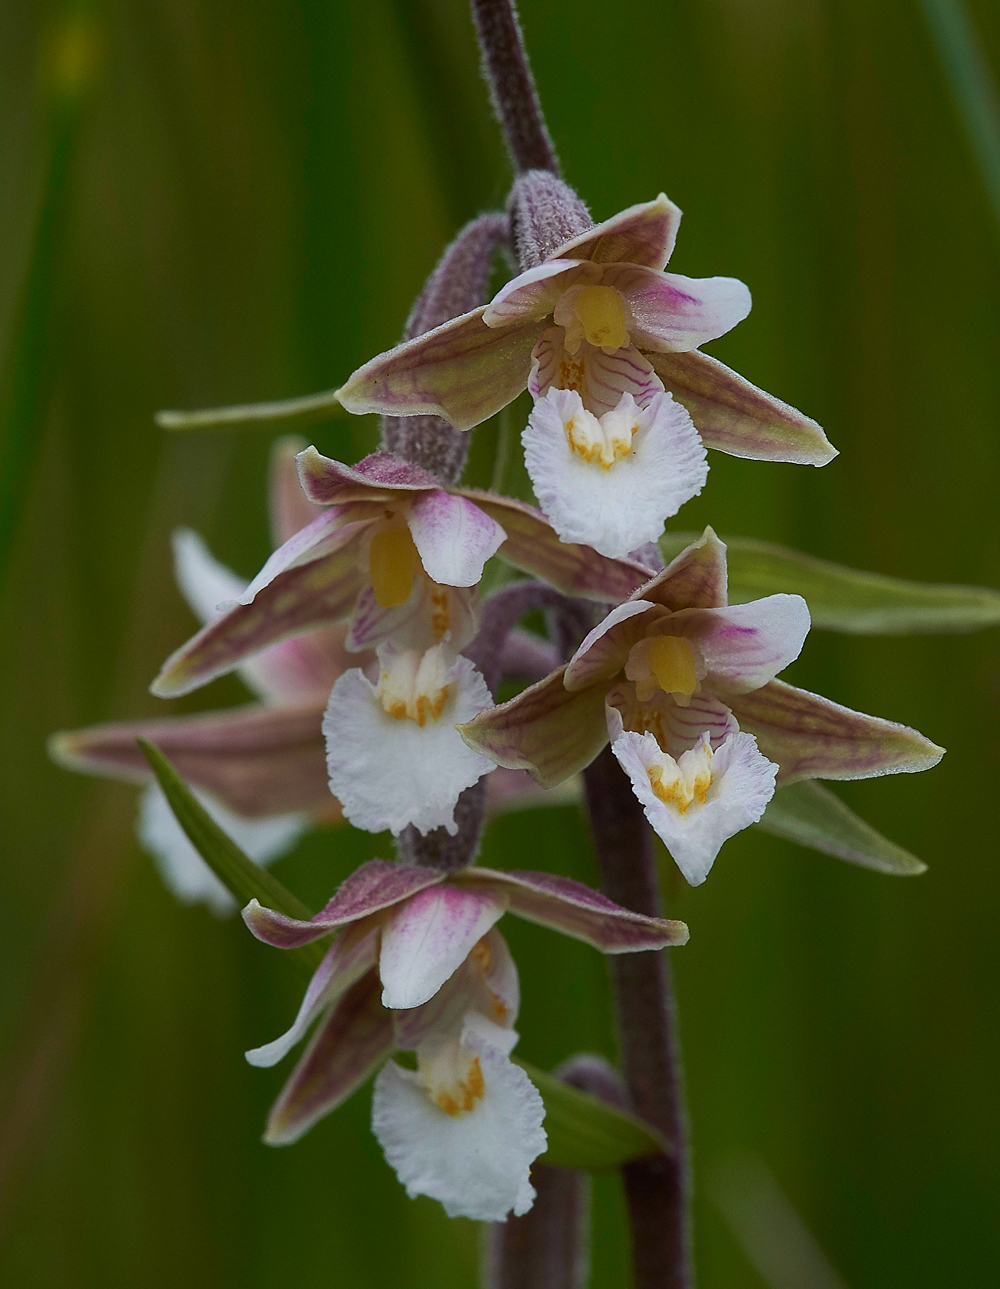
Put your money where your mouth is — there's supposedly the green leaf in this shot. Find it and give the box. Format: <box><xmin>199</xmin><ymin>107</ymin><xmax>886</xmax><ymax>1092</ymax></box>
<box><xmin>138</xmin><ymin>739</ymin><xmax>327</xmax><ymax>973</ymax></box>
<box><xmin>155</xmin><ymin>386</ymin><xmax>349</xmax><ymax>432</ymax></box>
<box><xmin>659</xmin><ymin>532</ymin><xmax>1000</xmax><ymax>634</ymax></box>
<box><xmin>515</xmin><ymin>1058</ymin><xmax>667</xmax><ymax>1171</ymax></box>
<box><xmin>755</xmin><ymin>779</ymin><xmax>926</xmax><ymax>875</ymax></box>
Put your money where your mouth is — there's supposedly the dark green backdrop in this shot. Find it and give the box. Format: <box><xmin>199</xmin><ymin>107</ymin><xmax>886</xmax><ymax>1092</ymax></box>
<box><xmin>1</xmin><ymin>0</ymin><xmax>997</xmax><ymax>1284</ymax></box>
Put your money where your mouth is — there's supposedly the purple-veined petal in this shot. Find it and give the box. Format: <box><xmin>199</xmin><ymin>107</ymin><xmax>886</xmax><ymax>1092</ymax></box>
<box><xmin>406</xmin><ymin>490</ymin><xmax>506</xmax><ymax>587</ymax></box>
<box><xmin>240</xmin><ymin>506</ymin><xmax>374</xmax><ymax>604</ymax></box>
<box><xmin>371</xmin><ymin>1019</ymin><xmax>546</xmax><ymax>1220</ymax></box>
<box><xmin>647</xmin><ymin>350</ymin><xmax>837</xmax><ymax>466</ymax></box>
<box><xmin>549</xmin><ymin>194</ymin><xmax>682</xmax><ymax>271</ymax></box>
<box><xmin>246</xmin><ymin>924</ymin><xmax>380</xmax><ymax>1068</ymax></box>
<box><xmin>242</xmin><ymin>858</ymin><xmax>445</xmax><ymax>949</ymax></box>
<box><xmin>296</xmin><ymin>446</ymin><xmax>438</xmax><ymax>506</ymax></box>
<box><xmin>457</xmin><ymin>668</ymin><xmax>610</xmax><ymax>788</ymax></box>
<box><xmin>264</xmin><ymin>970</ymin><xmax>393</xmax><ymax>1145</ymax></box>
<box><xmin>607</xmin><ymin>687</ymin><xmax>739</xmax><ymax>759</ymax></box>
<box><xmin>50</xmin><ymin>701</ymin><xmax>333</xmax><ymax>817</ymax></box>
<box><xmin>677</xmin><ymin>595</ymin><xmax>811</xmax><ymax>695</ymax></box>
<box><xmin>379</xmin><ymin>884</ymin><xmax>509</xmax><ymax>1010</ymax></box>
<box><xmin>522</xmin><ymin>389</ymin><xmax>708</xmax><ymax>559</ymax></box>
<box><xmin>528</xmin><ymin>328</ymin><xmax>665</xmax><ymax>419</ymax></box>
<box><xmin>336</xmin><ymin>307</ymin><xmax>542</xmax><ymax>431</ymax></box>
<box><xmin>563</xmin><ymin>601</ymin><xmax>658</xmax><ymax>691</ymax></box>
<box><xmin>151</xmin><ymin>540</ymin><xmax>367</xmax><ymax>699</ymax></box>
<box><xmin>457</xmin><ymin>868</ymin><xmax>689</xmax><ymax>951</ymax></box>
<box><xmin>727</xmin><ymin>680</ymin><xmax>945</xmax><ymax>783</ymax></box>
<box><xmin>457</xmin><ymin>489</ymin><xmax>651</xmax><ymax>602</ymax></box>
<box><xmin>600</xmin><ymin>264</ymin><xmax>752</xmax><ymax>353</ymax></box>
<box><xmin>642</xmin><ymin>527</ymin><xmax>729</xmax><ymax>611</ymax></box>
<box><xmin>347</xmin><ymin>580</ymin><xmax>479</xmax><ymax>654</ymax></box>
<box><xmin>613</xmin><ymin>729</ymin><xmax>777</xmax><ymax>885</ymax></box>
<box><xmin>269</xmin><ymin>435</ymin><xmax>323</xmax><ymax>546</ymax></box>
<box><xmin>483</xmin><ymin>260</ymin><xmax>597</xmax><ymax>327</ymax></box>
<box><xmin>137</xmin><ymin>783</ymin><xmax>307</xmax><ymax>917</ymax></box>
<box><xmin>324</xmin><ymin>652</ymin><xmax>495</xmax><ymax>837</ymax></box>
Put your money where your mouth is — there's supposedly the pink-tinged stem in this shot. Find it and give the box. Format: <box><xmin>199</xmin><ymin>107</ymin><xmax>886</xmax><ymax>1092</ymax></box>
<box><xmin>468</xmin><ymin>0</ymin><xmax>559</xmax><ymax>176</ymax></box>
<box><xmin>583</xmin><ymin>747</ymin><xmax>694</xmax><ymax>1289</ymax></box>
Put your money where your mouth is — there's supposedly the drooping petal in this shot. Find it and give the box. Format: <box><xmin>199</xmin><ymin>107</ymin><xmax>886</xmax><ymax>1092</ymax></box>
<box><xmin>264</xmin><ymin>971</ymin><xmax>393</xmax><ymax>1145</ymax></box>
<box><xmin>295</xmin><ymin>446</ymin><xmax>438</xmax><ymax>506</ymax></box>
<box><xmin>152</xmin><ymin>535</ymin><xmax>368</xmax><ymax>698</ymax></box>
<box><xmin>347</xmin><ymin>580</ymin><xmax>479</xmax><ymax>654</ymax></box>
<box><xmin>246</xmin><ymin>925</ymin><xmax>380</xmax><ymax>1068</ymax></box>
<box><xmin>51</xmin><ymin>702</ymin><xmax>332</xmax><ymax>818</ymax></box>
<box><xmin>727</xmin><ymin>680</ymin><xmax>946</xmax><ymax>783</ymax></box>
<box><xmin>522</xmin><ymin>388</ymin><xmax>708</xmax><ymax>559</ymax></box>
<box><xmin>324</xmin><ymin>655</ymin><xmax>494</xmax><ymax>836</ymax></box>
<box><xmin>458</xmin><ymin>668</ymin><xmax>610</xmax><ymax>788</ymax></box>
<box><xmin>138</xmin><ymin>784</ymin><xmax>307</xmax><ymax>917</ymax></box>
<box><xmin>483</xmin><ymin>260</ymin><xmax>597</xmax><ymax>327</ymax></box>
<box><xmin>406</xmin><ymin>490</ymin><xmax>506</xmax><ymax>587</ymax></box>
<box><xmin>336</xmin><ymin>307</ymin><xmax>542</xmax><ymax>431</ymax></box>
<box><xmin>371</xmin><ymin>1020</ymin><xmax>546</xmax><ymax>1221</ymax></box>
<box><xmin>268</xmin><ymin>435</ymin><xmax>323</xmax><ymax>546</ymax></box>
<box><xmin>563</xmin><ymin>601</ymin><xmax>658</xmax><ymax>691</ymax></box>
<box><xmin>456</xmin><ymin>868</ymin><xmax>689</xmax><ymax>951</ymax></box>
<box><xmin>379</xmin><ymin>884</ymin><xmax>509</xmax><ymax>1010</ymax></box>
<box><xmin>643</xmin><ymin>527</ymin><xmax>729</xmax><ymax>611</ymax></box>
<box><xmin>613</xmin><ymin>729</ymin><xmax>778</xmax><ymax>885</ymax></box>
<box><xmin>647</xmin><ymin>350</ymin><xmax>837</xmax><ymax>466</ymax></box>
<box><xmin>600</xmin><ymin>263</ymin><xmax>752</xmax><ymax>353</ymax></box>
<box><xmin>171</xmin><ymin>528</ymin><xmax>247</xmax><ymax>625</ymax></box>
<box><xmin>528</xmin><ymin>328</ymin><xmax>665</xmax><ymax>418</ymax></box>
<box><xmin>242</xmin><ymin>858</ymin><xmax>444</xmax><ymax>949</ymax></box>
<box><xmin>458</xmin><ymin>490</ymin><xmax>651</xmax><ymax>603</ymax></box>
<box><xmin>676</xmin><ymin>595</ymin><xmax>811</xmax><ymax>695</ymax></box>
<box><xmin>549</xmin><ymin>194</ymin><xmax>682</xmax><ymax>271</ymax></box>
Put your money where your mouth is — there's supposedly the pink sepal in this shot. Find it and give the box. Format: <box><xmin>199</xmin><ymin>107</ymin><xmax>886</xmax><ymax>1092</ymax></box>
<box><xmin>547</xmin><ymin>194</ymin><xmax>683</xmax><ymax>271</ymax></box>
<box><xmin>457</xmin><ymin>868</ymin><xmax>689</xmax><ymax>952</ymax></box>
<box><xmin>296</xmin><ymin>447</ymin><xmax>439</xmax><ymax>506</ymax></box>
<box><xmin>639</xmin><ymin>527</ymin><xmax>729</xmax><ymax>611</ymax></box>
<box><xmin>268</xmin><ymin>436</ymin><xmax>323</xmax><ymax>546</ymax></box>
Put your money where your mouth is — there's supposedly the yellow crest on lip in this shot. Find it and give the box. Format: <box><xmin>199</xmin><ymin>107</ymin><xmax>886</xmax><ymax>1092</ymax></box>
<box><xmin>369</xmin><ymin>526</ymin><xmax>420</xmax><ymax>608</ymax></box>
<box><xmin>645</xmin><ymin>636</ymin><xmax>698</xmax><ymax>699</ymax></box>
<box><xmin>573</xmin><ymin>285</ymin><xmax>629</xmax><ymax>350</ymax></box>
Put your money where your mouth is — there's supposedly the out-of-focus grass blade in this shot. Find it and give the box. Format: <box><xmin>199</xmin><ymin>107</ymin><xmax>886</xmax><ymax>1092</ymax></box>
<box><xmin>659</xmin><ymin>532</ymin><xmax>1000</xmax><ymax>634</ymax></box>
<box><xmin>918</xmin><ymin>0</ymin><xmax>1000</xmax><ymax>234</ymax></box>
<box><xmin>155</xmin><ymin>386</ymin><xmax>349</xmax><ymax>433</ymax></box>
<box><xmin>516</xmin><ymin>1058</ymin><xmax>667</xmax><ymax>1171</ymax></box>
<box><xmin>138</xmin><ymin>739</ymin><xmax>327</xmax><ymax>973</ymax></box>
<box><xmin>756</xmin><ymin>780</ymin><xmax>926</xmax><ymax>876</ymax></box>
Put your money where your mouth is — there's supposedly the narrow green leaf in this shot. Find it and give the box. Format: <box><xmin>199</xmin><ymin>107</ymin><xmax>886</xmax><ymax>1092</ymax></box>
<box><xmin>659</xmin><ymin>532</ymin><xmax>1000</xmax><ymax>634</ymax></box>
<box><xmin>755</xmin><ymin>780</ymin><xmax>926</xmax><ymax>876</ymax></box>
<box><xmin>138</xmin><ymin>739</ymin><xmax>327</xmax><ymax>973</ymax></box>
<box><xmin>515</xmin><ymin>1058</ymin><xmax>667</xmax><ymax>1171</ymax></box>
<box><xmin>155</xmin><ymin>386</ymin><xmax>348</xmax><ymax>432</ymax></box>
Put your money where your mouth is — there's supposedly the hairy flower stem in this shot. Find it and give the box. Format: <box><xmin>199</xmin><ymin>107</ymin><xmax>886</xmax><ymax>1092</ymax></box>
<box><xmin>469</xmin><ymin>0</ymin><xmax>559</xmax><ymax>176</ymax></box>
<box><xmin>381</xmin><ymin>212</ymin><xmax>509</xmax><ymax>483</ymax></box>
<box><xmin>583</xmin><ymin>747</ymin><xmax>694</xmax><ymax>1289</ymax></box>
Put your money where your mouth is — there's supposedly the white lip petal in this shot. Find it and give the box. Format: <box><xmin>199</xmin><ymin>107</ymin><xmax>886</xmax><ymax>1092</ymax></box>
<box><xmin>523</xmin><ymin>388</ymin><xmax>708</xmax><ymax>559</ymax></box>
<box><xmin>323</xmin><ymin>656</ymin><xmax>494</xmax><ymax>836</ymax></box>
<box><xmin>371</xmin><ymin>1024</ymin><xmax>546</xmax><ymax>1221</ymax></box>
<box><xmin>613</xmin><ymin>728</ymin><xmax>777</xmax><ymax>885</ymax></box>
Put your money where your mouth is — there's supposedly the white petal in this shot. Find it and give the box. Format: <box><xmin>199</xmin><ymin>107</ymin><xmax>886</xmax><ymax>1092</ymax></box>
<box><xmin>523</xmin><ymin>389</ymin><xmax>708</xmax><ymax>559</ymax></box>
<box><xmin>406</xmin><ymin>491</ymin><xmax>505</xmax><ymax>587</ymax></box>
<box><xmin>613</xmin><ymin>729</ymin><xmax>777</xmax><ymax>885</ymax></box>
<box><xmin>379</xmin><ymin>885</ymin><xmax>508</xmax><ymax>1010</ymax></box>
<box><xmin>137</xmin><ymin>784</ymin><xmax>307</xmax><ymax>917</ymax></box>
<box><xmin>172</xmin><ymin>528</ymin><xmax>247</xmax><ymax>624</ymax></box>
<box><xmin>371</xmin><ymin>1024</ymin><xmax>546</xmax><ymax>1221</ymax></box>
<box><xmin>323</xmin><ymin>656</ymin><xmax>494</xmax><ymax>836</ymax></box>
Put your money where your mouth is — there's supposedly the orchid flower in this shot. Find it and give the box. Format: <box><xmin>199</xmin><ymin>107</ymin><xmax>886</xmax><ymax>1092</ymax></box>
<box><xmin>151</xmin><ymin>447</ymin><xmax>651</xmax><ymax>700</ymax></box>
<box><xmin>460</xmin><ymin>530</ymin><xmax>945</xmax><ymax>885</ymax></box>
<box><xmin>242</xmin><ymin>858</ymin><xmax>687</xmax><ymax>1218</ymax></box>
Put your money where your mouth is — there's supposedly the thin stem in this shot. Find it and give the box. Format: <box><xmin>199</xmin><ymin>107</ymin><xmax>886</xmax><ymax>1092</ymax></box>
<box><xmin>469</xmin><ymin>0</ymin><xmax>560</xmax><ymax>175</ymax></box>
<box><xmin>583</xmin><ymin>747</ymin><xmax>694</xmax><ymax>1289</ymax></box>
<box><xmin>489</xmin><ymin>403</ymin><xmax>512</xmax><ymax>495</ymax></box>
<box><xmin>483</xmin><ymin>1165</ymin><xmax>591</xmax><ymax>1289</ymax></box>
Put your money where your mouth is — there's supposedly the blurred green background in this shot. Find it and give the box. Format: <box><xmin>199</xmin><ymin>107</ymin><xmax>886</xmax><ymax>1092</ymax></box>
<box><xmin>1</xmin><ymin>0</ymin><xmax>997</xmax><ymax>1284</ymax></box>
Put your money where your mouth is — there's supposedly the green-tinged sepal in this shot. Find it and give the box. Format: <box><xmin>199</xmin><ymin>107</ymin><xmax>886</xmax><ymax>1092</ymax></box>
<box><xmin>138</xmin><ymin>739</ymin><xmax>327</xmax><ymax>972</ymax></box>
<box><xmin>514</xmin><ymin>1058</ymin><xmax>667</xmax><ymax>1170</ymax></box>
<box><xmin>756</xmin><ymin>779</ymin><xmax>926</xmax><ymax>875</ymax></box>
<box><xmin>659</xmin><ymin>532</ymin><xmax>1000</xmax><ymax>634</ymax></box>
<box><xmin>155</xmin><ymin>387</ymin><xmax>348</xmax><ymax>432</ymax></box>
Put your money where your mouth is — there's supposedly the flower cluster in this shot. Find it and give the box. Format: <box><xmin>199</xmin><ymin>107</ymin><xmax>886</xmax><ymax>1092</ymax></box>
<box><xmin>52</xmin><ymin>181</ymin><xmax>943</xmax><ymax>1222</ymax></box>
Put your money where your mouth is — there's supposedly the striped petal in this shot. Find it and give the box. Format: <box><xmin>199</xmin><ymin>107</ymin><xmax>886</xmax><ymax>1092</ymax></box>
<box><xmin>601</xmin><ymin>263</ymin><xmax>752</xmax><ymax>353</ymax></box>
<box><xmin>528</xmin><ymin>328</ymin><xmax>664</xmax><ymax>419</ymax></box>
<box><xmin>549</xmin><ymin>194</ymin><xmax>682</xmax><ymax>270</ymax></box>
